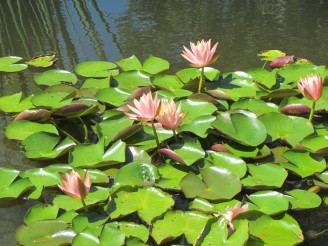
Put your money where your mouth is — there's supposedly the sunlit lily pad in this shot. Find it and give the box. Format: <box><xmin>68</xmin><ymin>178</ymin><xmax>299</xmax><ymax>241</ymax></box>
<box><xmin>75</xmin><ymin>61</ymin><xmax>118</xmax><ymax>77</ymax></box>
<box><xmin>142</xmin><ymin>55</ymin><xmax>169</xmax><ymax>74</ymax></box>
<box><xmin>258</xmin><ymin>112</ymin><xmax>313</xmax><ymax>147</ymax></box>
<box><xmin>114</xmin><ymin>70</ymin><xmax>152</xmax><ymax>91</ymax></box>
<box><xmin>0</xmin><ymin>56</ymin><xmax>27</xmax><ymax>72</ymax></box>
<box><xmin>24</xmin><ymin>204</ymin><xmax>59</xmax><ymax>226</ymax></box>
<box><xmin>258</xmin><ymin>50</ymin><xmax>286</xmax><ymax>61</ymax></box>
<box><xmin>72</xmin><ymin>212</ymin><xmax>109</xmax><ymax>233</ymax></box>
<box><xmin>286</xmin><ymin>189</ymin><xmax>322</xmax><ymax>209</ymax></box>
<box><xmin>151</xmin><ymin>74</ymin><xmax>184</xmax><ymax>91</ymax></box>
<box><xmin>22</xmin><ymin>132</ymin><xmax>76</xmax><ymax>159</ymax></box>
<box><xmin>248</xmin><ymin>190</ymin><xmax>289</xmax><ymax>215</ymax></box>
<box><xmin>280</xmin><ymin>149</ymin><xmax>326</xmax><ymax>177</ymax></box>
<box><xmin>152</xmin><ymin>210</ymin><xmax>210</xmax><ymax>245</ymax></box>
<box><xmin>242</xmin><ymin>164</ymin><xmax>288</xmax><ymax>189</ymax></box>
<box><xmin>180</xmin><ymin>166</ymin><xmax>242</xmax><ymax>200</ymax></box>
<box><xmin>156</xmin><ymin>164</ymin><xmax>190</xmax><ymax>190</ymax></box>
<box><xmin>96</xmin><ymin>87</ymin><xmax>130</xmax><ymax>107</ymax></box>
<box><xmin>15</xmin><ymin>220</ymin><xmax>75</xmax><ymax>246</ymax></box>
<box><xmin>212</xmin><ymin>112</ymin><xmax>267</xmax><ymax>146</ymax></box>
<box><xmin>248</xmin><ymin>213</ymin><xmax>303</xmax><ymax>245</ymax></box>
<box><xmin>25</xmin><ymin>53</ymin><xmax>57</xmax><ymax>68</ymax></box>
<box><xmin>116</xmin><ymin>55</ymin><xmax>143</xmax><ymax>71</ymax></box>
<box><xmin>34</xmin><ymin>69</ymin><xmax>78</xmax><ymax>86</ymax></box>
<box><xmin>31</xmin><ymin>91</ymin><xmax>73</xmax><ymax>108</ymax></box>
<box><xmin>0</xmin><ymin>92</ymin><xmax>34</xmax><ymax>113</ymax></box>
<box><xmin>4</xmin><ymin>120</ymin><xmax>58</xmax><ymax>141</ymax></box>
<box><xmin>231</xmin><ymin>98</ymin><xmax>278</xmax><ymax>115</ymax></box>
<box><xmin>108</xmin><ymin>187</ymin><xmax>174</xmax><ymax>224</ymax></box>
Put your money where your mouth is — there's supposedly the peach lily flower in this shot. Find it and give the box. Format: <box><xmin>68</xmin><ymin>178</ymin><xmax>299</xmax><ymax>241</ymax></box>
<box><xmin>58</xmin><ymin>170</ymin><xmax>91</xmax><ymax>200</ymax></box>
<box><xmin>181</xmin><ymin>39</ymin><xmax>219</xmax><ymax>68</ymax></box>
<box><xmin>156</xmin><ymin>99</ymin><xmax>186</xmax><ymax>130</ymax></box>
<box><xmin>297</xmin><ymin>74</ymin><xmax>323</xmax><ymax>102</ymax></box>
<box><xmin>125</xmin><ymin>92</ymin><xmax>161</xmax><ymax>122</ymax></box>
<box><xmin>215</xmin><ymin>202</ymin><xmax>249</xmax><ymax>230</ymax></box>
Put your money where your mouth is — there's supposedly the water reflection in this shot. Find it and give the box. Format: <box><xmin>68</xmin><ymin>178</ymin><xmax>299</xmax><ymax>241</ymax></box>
<box><xmin>0</xmin><ymin>0</ymin><xmax>328</xmax><ymax>245</ymax></box>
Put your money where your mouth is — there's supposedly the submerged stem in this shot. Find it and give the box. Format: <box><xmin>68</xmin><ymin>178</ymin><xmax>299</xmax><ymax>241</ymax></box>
<box><xmin>81</xmin><ymin>199</ymin><xmax>89</xmax><ymax>212</ymax></box>
<box><xmin>198</xmin><ymin>67</ymin><xmax>205</xmax><ymax>93</ymax></box>
<box><xmin>78</xmin><ymin>117</ymin><xmax>89</xmax><ymax>143</ymax></box>
<box><xmin>173</xmin><ymin>129</ymin><xmax>178</xmax><ymax>142</ymax></box>
<box><xmin>309</xmin><ymin>101</ymin><xmax>316</xmax><ymax>122</ymax></box>
<box><xmin>262</xmin><ymin>61</ymin><xmax>268</xmax><ymax>69</ymax></box>
<box><xmin>151</xmin><ymin>120</ymin><xmax>160</xmax><ymax>149</ymax></box>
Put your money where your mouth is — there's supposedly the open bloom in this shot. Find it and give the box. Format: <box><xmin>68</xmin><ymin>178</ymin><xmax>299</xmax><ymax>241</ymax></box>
<box><xmin>215</xmin><ymin>202</ymin><xmax>249</xmax><ymax>230</ymax></box>
<box><xmin>58</xmin><ymin>170</ymin><xmax>91</xmax><ymax>200</ymax></box>
<box><xmin>297</xmin><ymin>74</ymin><xmax>323</xmax><ymax>102</ymax></box>
<box><xmin>181</xmin><ymin>39</ymin><xmax>219</xmax><ymax>68</ymax></box>
<box><xmin>156</xmin><ymin>99</ymin><xmax>186</xmax><ymax>130</ymax></box>
<box><xmin>125</xmin><ymin>92</ymin><xmax>161</xmax><ymax>122</ymax></box>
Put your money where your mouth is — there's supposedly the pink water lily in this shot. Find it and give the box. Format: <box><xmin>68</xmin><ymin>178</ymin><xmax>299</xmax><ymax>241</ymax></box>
<box><xmin>215</xmin><ymin>202</ymin><xmax>249</xmax><ymax>230</ymax></box>
<box><xmin>125</xmin><ymin>92</ymin><xmax>161</xmax><ymax>122</ymax></box>
<box><xmin>156</xmin><ymin>99</ymin><xmax>186</xmax><ymax>130</ymax></box>
<box><xmin>181</xmin><ymin>39</ymin><xmax>219</xmax><ymax>68</ymax></box>
<box><xmin>297</xmin><ymin>74</ymin><xmax>323</xmax><ymax>102</ymax></box>
<box><xmin>58</xmin><ymin>170</ymin><xmax>91</xmax><ymax>200</ymax></box>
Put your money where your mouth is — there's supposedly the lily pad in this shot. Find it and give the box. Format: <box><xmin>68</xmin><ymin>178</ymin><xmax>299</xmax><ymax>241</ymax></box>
<box><xmin>151</xmin><ymin>210</ymin><xmax>210</xmax><ymax>245</ymax></box>
<box><xmin>25</xmin><ymin>53</ymin><xmax>57</xmax><ymax>68</ymax></box>
<box><xmin>4</xmin><ymin>120</ymin><xmax>58</xmax><ymax>141</ymax></box>
<box><xmin>116</xmin><ymin>55</ymin><xmax>143</xmax><ymax>71</ymax></box>
<box><xmin>34</xmin><ymin>69</ymin><xmax>78</xmax><ymax>86</ymax></box>
<box><xmin>180</xmin><ymin>166</ymin><xmax>242</xmax><ymax>200</ymax></box>
<box><xmin>242</xmin><ymin>164</ymin><xmax>288</xmax><ymax>189</ymax></box>
<box><xmin>0</xmin><ymin>56</ymin><xmax>27</xmax><ymax>72</ymax></box>
<box><xmin>75</xmin><ymin>61</ymin><xmax>118</xmax><ymax>77</ymax></box>
<box><xmin>24</xmin><ymin>204</ymin><xmax>59</xmax><ymax>226</ymax></box>
<box><xmin>108</xmin><ymin>187</ymin><xmax>174</xmax><ymax>224</ymax></box>
<box><xmin>142</xmin><ymin>55</ymin><xmax>169</xmax><ymax>74</ymax></box>
<box><xmin>286</xmin><ymin>189</ymin><xmax>322</xmax><ymax>209</ymax></box>
<box><xmin>0</xmin><ymin>92</ymin><xmax>34</xmax><ymax>113</ymax></box>
<box><xmin>212</xmin><ymin>112</ymin><xmax>267</xmax><ymax>146</ymax></box>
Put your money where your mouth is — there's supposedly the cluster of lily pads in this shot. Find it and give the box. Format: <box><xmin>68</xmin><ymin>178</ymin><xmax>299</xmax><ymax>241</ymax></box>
<box><xmin>0</xmin><ymin>47</ymin><xmax>327</xmax><ymax>246</ymax></box>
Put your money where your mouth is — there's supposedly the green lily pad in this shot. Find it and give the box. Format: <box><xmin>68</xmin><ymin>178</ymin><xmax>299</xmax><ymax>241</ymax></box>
<box><xmin>114</xmin><ymin>70</ymin><xmax>152</xmax><ymax>91</ymax></box>
<box><xmin>231</xmin><ymin>98</ymin><xmax>279</xmax><ymax>115</ymax></box>
<box><xmin>258</xmin><ymin>112</ymin><xmax>313</xmax><ymax>147</ymax></box>
<box><xmin>72</xmin><ymin>227</ymin><xmax>99</xmax><ymax>246</ymax></box>
<box><xmin>151</xmin><ymin>74</ymin><xmax>184</xmax><ymax>91</ymax></box>
<box><xmin>34</xmin><ymin>69</ymin><xmax>78</xmax><ymax>86</ymax></box>
<box><xmin>113</xmin><ymin>162</ymin><xmax>159</xmax><ymax>189</ymax></box>
<box><xmin>286</xmin><ymin>189</ymin><xmax>322</xmax><ymax>209</ymax></box>
<box><xmin>108</xmin><ymin>187</ymin><xmax>174</xmax><ymax>224</ymax></box>
<box><xmin>54</xmin><ymin>186</ymin><xmax>110</xmax><ymax>211</ymax></box>
<box><xmin>249</xmin><ymin>213</ymin><xmax>303</xmax><ymax>245</ymax></box>
<box><xmin>25</xmin><ymin>53</ymin><xmax>57</xmax><ymax>68</ymax></box>
<box><xmin>156</xmin><ymin>164</ymin><xmax>190</xmax><ymax>190</ymax></box>
<box><xmin>118</xmin><ymin>222</ymin><xmax>149</xmax><ymax>242</ymax></box>
<box><xmin>277</xmin><ymin>64</ymin><xmax>325</xmax><ymax>84</ymax></box>
<box><xmin>96</xmin><ymin>87</ymin><xmax>130</xmax><ymax>107</ymax></box>
<box><xmin>75</xmin><ymin>61</ymin><xmax>118</xmax><ymax>77</ymax></box>
<box><xmin>15</xmin><ymin>220</ymin><xmax>75</xmax><ymax>246</ymax></box>
<box><xmin>142</xmin><ymin>55</ymin><xmax>169</xmax><ymax>74</ymax></box>
<box><xmin>151</xmin><ymin>210</ymin><xmax>210</xmax><ymax>245</ymax></box>
<box><xmin>212</xmin><ymin>112</ymin><xmax>267</xmax><ymax>146</ymax></box>
<box><xmin>22</xmin><ymin>132</ymin><xmax>75</xmax><ymax>160</ymax></box>
<box><xmin>0</xmin><ymin>92</ymin><xmax>34</xmax><ymax>113</ymax></box>
<box><xmin>180</xmin><ymin>98</ymin><xmax>217</xmax><ymax>124</ymax></box>
<box><xmin>81</xmin><ymin>77</ymin><xmax>110</xmax><ymax>89</ymax></box>
<box><xmin>72</xmin><ymin>212</ymin><xmax>109</xmax><ymax>233</ymax></box>
<box><xmin>246</xmin><ymin>68</ymin><xmax>277</xmax><ymax>89</ymax></box>
<box><xmin>242</xmin><ymin>164</ymin><xmax>288</xmax><ymax>189</ymax></box>
<box><xmin>31</xmin><ymin>91</ymin><xmax>73</xmax><ymax>108</ymax></box>
<box><xmin>206</xmin><ymin>151</ymin><xmax>247</xmax><ymax>178</ymax></box>
<box><xmin>24</xmin><ymin>204</ymin><xmax>59</xmax><ymax>226</ymax></box>
<box><xmin>176</xmin><ymin>67</ymin><xmax>200</xmax><ymax>83</ymax></box>
<box><xmin>204</xmin><ymin>67</ymin><xmax>220</xmax><ymax>81</ymax></box>
<box><xmin>69</xmin><ymin>139</ymin><xmax>126</xmax><ymax>168</ymax></box>
<box><xmin>248</xmin><ymin>190</ymin><xmax>289</xmax><ymax>215</ymax></box>
<box><xmin>299</xmin><ymin>135</ymin><xmax>328</xmax><ymax>153</ymax></box>
<box><xmin>116</xmin><ymin>55</ymin><xmax>143</xmax><ymax>71</ymax></box>
<box><xmin>258</xmin><ymin>50</ymin><xmax>286</xmax><ymax>61</ymax></box>
<box><xmin>0</xmin><ymin>56</ymin><xmax>27</xmax><ymax>72</ymax></box>
<box><xmin>4</xmin><ymin>120</ymin><xmax>58</xmax><ymax>141</ymax></box>
<box><xmin>180</xmin><ymin>115</ymin><xmax>216</xmax><ymax>138</ymax></box>
<box><xmin>280</xmin><ymin>149</ymin><xmax>326</xmax><ymax>177</ymax></box>
<box><xmin>180</xmin><ymin>166</ymin><xmax>242</xmax><ymax>200</ymax></box>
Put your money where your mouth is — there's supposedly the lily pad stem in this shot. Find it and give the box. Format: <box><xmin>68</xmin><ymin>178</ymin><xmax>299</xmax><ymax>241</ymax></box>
<box><xmin>78</xmin><ymin>117</ymin><xmax>89</xmax><ymax>143</ymax></box>
<box><xmin>151</xmin><ymin>120</ymin><xmax>160</xmax><ymax>149</ymax></box>
<box><xmin>173</xmin><ymin>129</ymin><xmax>178</xmax><ymax>142</ymax></box>
<box><xmin>81</xmin><ymin>199</ymin><xmax>89</xmax><ymax>212</ymax></box>
<box><xmin>198</xmin><ymin>67</ymin><xmax>205</xmax><ymax>93</ymax></box>
<box><xmin>309</xmin><ymin>101</ymin><xmax>316</xmax><ymax>122</ymax></box>
<box><xmin>262</xmin><ymin>61</ymin><xmax>268</xmax><ymax>69</ymax></box>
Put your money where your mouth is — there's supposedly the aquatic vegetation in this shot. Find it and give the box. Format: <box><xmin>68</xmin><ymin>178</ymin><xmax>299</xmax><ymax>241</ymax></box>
<box><xmin>0</xmin><ymin>46</ymin><xmax>327</xmax><ymax>245</ymax></box>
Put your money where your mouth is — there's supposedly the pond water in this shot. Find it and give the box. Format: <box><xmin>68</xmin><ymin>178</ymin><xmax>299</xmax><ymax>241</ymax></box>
<box><xmin>0</xmin><ymin>0</ymin><xmax>327</xmax><ymax>245</ymax></box>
